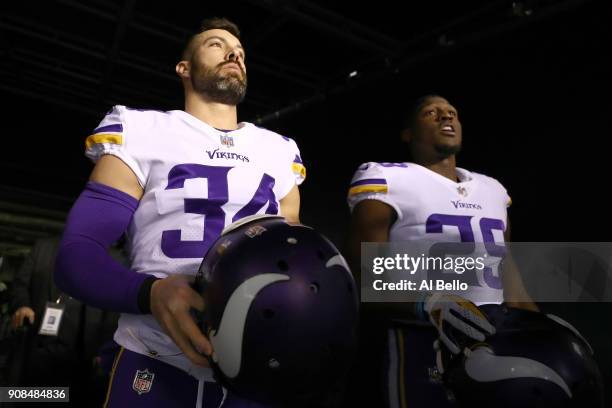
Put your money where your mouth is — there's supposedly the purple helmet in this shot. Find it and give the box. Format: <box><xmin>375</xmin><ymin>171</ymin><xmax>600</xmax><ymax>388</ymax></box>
<box><xmin>439</xmin><ymin>304</ymin><xmax>604</xmax><ymax>408</ymax></box>
<box><xmin>197</xmin><ymin>215</ymin><xmax>358</xmax><ymax>405</ymax></box>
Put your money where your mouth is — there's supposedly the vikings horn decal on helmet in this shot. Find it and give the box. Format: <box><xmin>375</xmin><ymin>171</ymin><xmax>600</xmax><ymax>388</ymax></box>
<box><xmin>438</xmin><ymin>304</ymin><xmax>604</xmax><ymax>408</ymax></box>
<box><xmin>463</xmin><ymin>347</ymin><xmax>572</xmax><ymax>397</ymax></box>
<box><xmin>209</xmin><ymin>273</ymin><xmax>290</xmax><ymax>379</ymax></box>
<box><xmin>197</xmin><ymin>215</ymin><xmax>358</xmax><ymax>405</ymax></box>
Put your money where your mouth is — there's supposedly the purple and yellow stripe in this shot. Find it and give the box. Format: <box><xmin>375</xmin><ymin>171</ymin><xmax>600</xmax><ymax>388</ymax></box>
<box><xmin>86</xmin><ymin>123</ymin><xmax>124</xmax><ymax>150</ymax></box>
<box><xmin>348</xmin><ymin>178</ymin><xmax>388</xmax><ymax>196</ymax></box>
<box><xmin>292</xmin><ymin>155</ymin><xmax>306</xmax><ymax>179</ymax></box>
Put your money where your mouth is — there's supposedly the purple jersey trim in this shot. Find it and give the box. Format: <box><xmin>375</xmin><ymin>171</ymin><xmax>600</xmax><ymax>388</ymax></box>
<box><xmin>93</xmin><ymin>123</ymin><xmax>123</xmax><ymax>134</ymax></box>
<box><xmin>350</xmin><ymin>178</ymin><xmax>387</xmax><ymax>187</ymax></box>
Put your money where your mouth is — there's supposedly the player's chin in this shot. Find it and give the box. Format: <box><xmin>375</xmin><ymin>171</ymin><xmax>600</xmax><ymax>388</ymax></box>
<box><xmin>220</xmin><ymin>70</ymin><xmax>245</xmax><ymax>82</ymax></box>
<box><xmin>436</xmin><ymin>142</ymin><xmax>462</xmax><ymax>156</ymax></box>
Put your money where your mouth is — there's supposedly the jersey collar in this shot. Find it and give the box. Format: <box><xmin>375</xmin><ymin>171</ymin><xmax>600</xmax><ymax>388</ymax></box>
<box><xmin>171</xmin><ymin>110</ymin><xmax>252</xmax><ymax>135</ymax></box>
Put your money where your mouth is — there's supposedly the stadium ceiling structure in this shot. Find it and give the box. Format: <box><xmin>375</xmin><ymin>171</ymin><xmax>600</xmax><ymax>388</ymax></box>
<box><xmin>1</xmin><ymin>0</ymin><xmax>589</xmax><ymax>123</ymax></box>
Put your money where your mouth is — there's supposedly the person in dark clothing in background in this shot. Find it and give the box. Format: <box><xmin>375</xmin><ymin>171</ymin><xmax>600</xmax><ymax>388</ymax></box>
<box><xmin>9</xmin><ymin>237</ymin><xmax>61</xmax><ymax>331</ymax></box>
<box><xmin>6</xmin><ymin>236</ymin><xmax>123</xmax><ymax>405</ymax></box>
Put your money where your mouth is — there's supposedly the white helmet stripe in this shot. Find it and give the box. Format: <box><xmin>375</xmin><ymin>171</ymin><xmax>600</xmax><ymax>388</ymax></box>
<box><xmin>464</xmin><ymin>347</ymin><xmax>572</xmax><ymax>397</ymax></box>
<box><xmin>326</xmin><ymin>254</ymin><xmax>351</xmax><ymax>274</ymax></box>
<box><xmin>210</xmin><ymin>273</ymin><xmax>290</xmax><ymax>378</ymax></box>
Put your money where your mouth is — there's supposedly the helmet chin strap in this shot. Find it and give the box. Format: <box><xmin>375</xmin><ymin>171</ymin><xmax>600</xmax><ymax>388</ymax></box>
<box><xmin>433</xmin><ymin>339</ymin><xmax>445</xmax><ymax>374</ymax></box>
<box><xmin>433</xmin><ymin>339</ymin><xmax>475</xmax><ymax>375</ymax></box>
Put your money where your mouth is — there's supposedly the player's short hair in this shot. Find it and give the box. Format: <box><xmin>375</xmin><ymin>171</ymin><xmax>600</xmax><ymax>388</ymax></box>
<box><xmin>181</xmin><ymin>17</ymin><xmax>241</xmax><ymax>60</ymax></box>
<box><xmin>403</xmin><ymin>94</ymin><xmax>446</xmax><ymax>131</ymax></box>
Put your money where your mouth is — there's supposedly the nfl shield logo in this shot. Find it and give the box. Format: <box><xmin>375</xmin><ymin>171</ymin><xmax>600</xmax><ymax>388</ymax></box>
<box><xmin>457</xmin><ymin>186</ymin><xmax>467</xmax><ymax>197</ymax></box>
<box><xmin>133</xmin><ymin>369</ymin><xmax>154</xmax><ymax>395</ymax></box>
<box><xmin>220</xmin><ymin>134</ymin><xmax>234</xmax><ymax>147</ymax></box>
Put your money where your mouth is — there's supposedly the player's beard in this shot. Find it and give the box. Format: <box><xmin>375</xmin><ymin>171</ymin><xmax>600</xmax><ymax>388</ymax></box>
<box><xmin>190</xmin><ymin>60</ymin><xmax>247</xmax><ymax>105</ymax></box>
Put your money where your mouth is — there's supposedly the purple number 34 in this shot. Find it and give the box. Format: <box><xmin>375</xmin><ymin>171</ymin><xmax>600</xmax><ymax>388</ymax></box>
<box><xmin>161</xmin><ymin>164</ymin><xmax>278</xmax><ymax>258</ymax></box>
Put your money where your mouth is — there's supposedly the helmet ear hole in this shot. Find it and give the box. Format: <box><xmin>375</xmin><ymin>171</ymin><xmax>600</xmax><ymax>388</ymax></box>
<box><xmin>262</xmin><ymin>309</ymin><xmax>275</xmax><ymax>319</ymax></box>
<box><xmin>316</xmin><ymin>250</ymin><xmax>325</xmax><ymax>260</ymax></box>
<box><xmin>309</xmin><ymin>282</ymin><xmax>320</xmax><ymax>294</ymax></box>
<box><xmin>277</xmin><ymin>260</ymin><xmax>289</xmax><ymax>271</ymax></box>
<box><xmin>268</xmin><ymin>358</ymin><xmax>280</xmax><ymax>370</ymax></box>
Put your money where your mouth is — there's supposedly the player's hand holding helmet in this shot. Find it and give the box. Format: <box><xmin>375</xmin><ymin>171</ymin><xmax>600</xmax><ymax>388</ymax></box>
<box><xmin>424</xmin><ymin>293</ymin><xmax>496</xmax><ymax>354</ymax></box>
<box><xmin>196</xmin><ymin>215</ymin><xmax>359</xmax><ymax>406</ymax></box>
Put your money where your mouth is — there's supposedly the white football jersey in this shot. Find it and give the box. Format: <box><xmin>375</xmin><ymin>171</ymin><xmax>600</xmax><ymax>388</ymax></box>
<box><xmin>86</xmin><ymin>106</ymin><xmax>306</xmax><ymax>378</ymax></box>
<box><xmin>348</xmin><ymin>162</ymin><xmax>511</xmax><ymax>305</ymax></box>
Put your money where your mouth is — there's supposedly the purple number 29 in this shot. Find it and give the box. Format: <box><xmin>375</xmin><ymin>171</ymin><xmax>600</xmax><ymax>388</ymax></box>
<box><xmin>161</xmin><ymin>164</ymin><xmax>277</xmax><ymax>258</ymax></box>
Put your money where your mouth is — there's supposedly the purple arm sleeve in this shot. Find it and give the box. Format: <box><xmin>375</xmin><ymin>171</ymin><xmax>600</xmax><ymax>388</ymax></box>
<box><xmin>54</xmin><ymin>181</ymin><xmax>151</xmax><ymax>314</ymax></box>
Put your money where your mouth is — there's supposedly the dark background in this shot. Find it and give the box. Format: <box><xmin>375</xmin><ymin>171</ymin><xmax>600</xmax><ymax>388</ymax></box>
<box><xmin>0</xmin><ymin>0</ymin><xmax>610</xmax><ymax>403</ymax></box>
